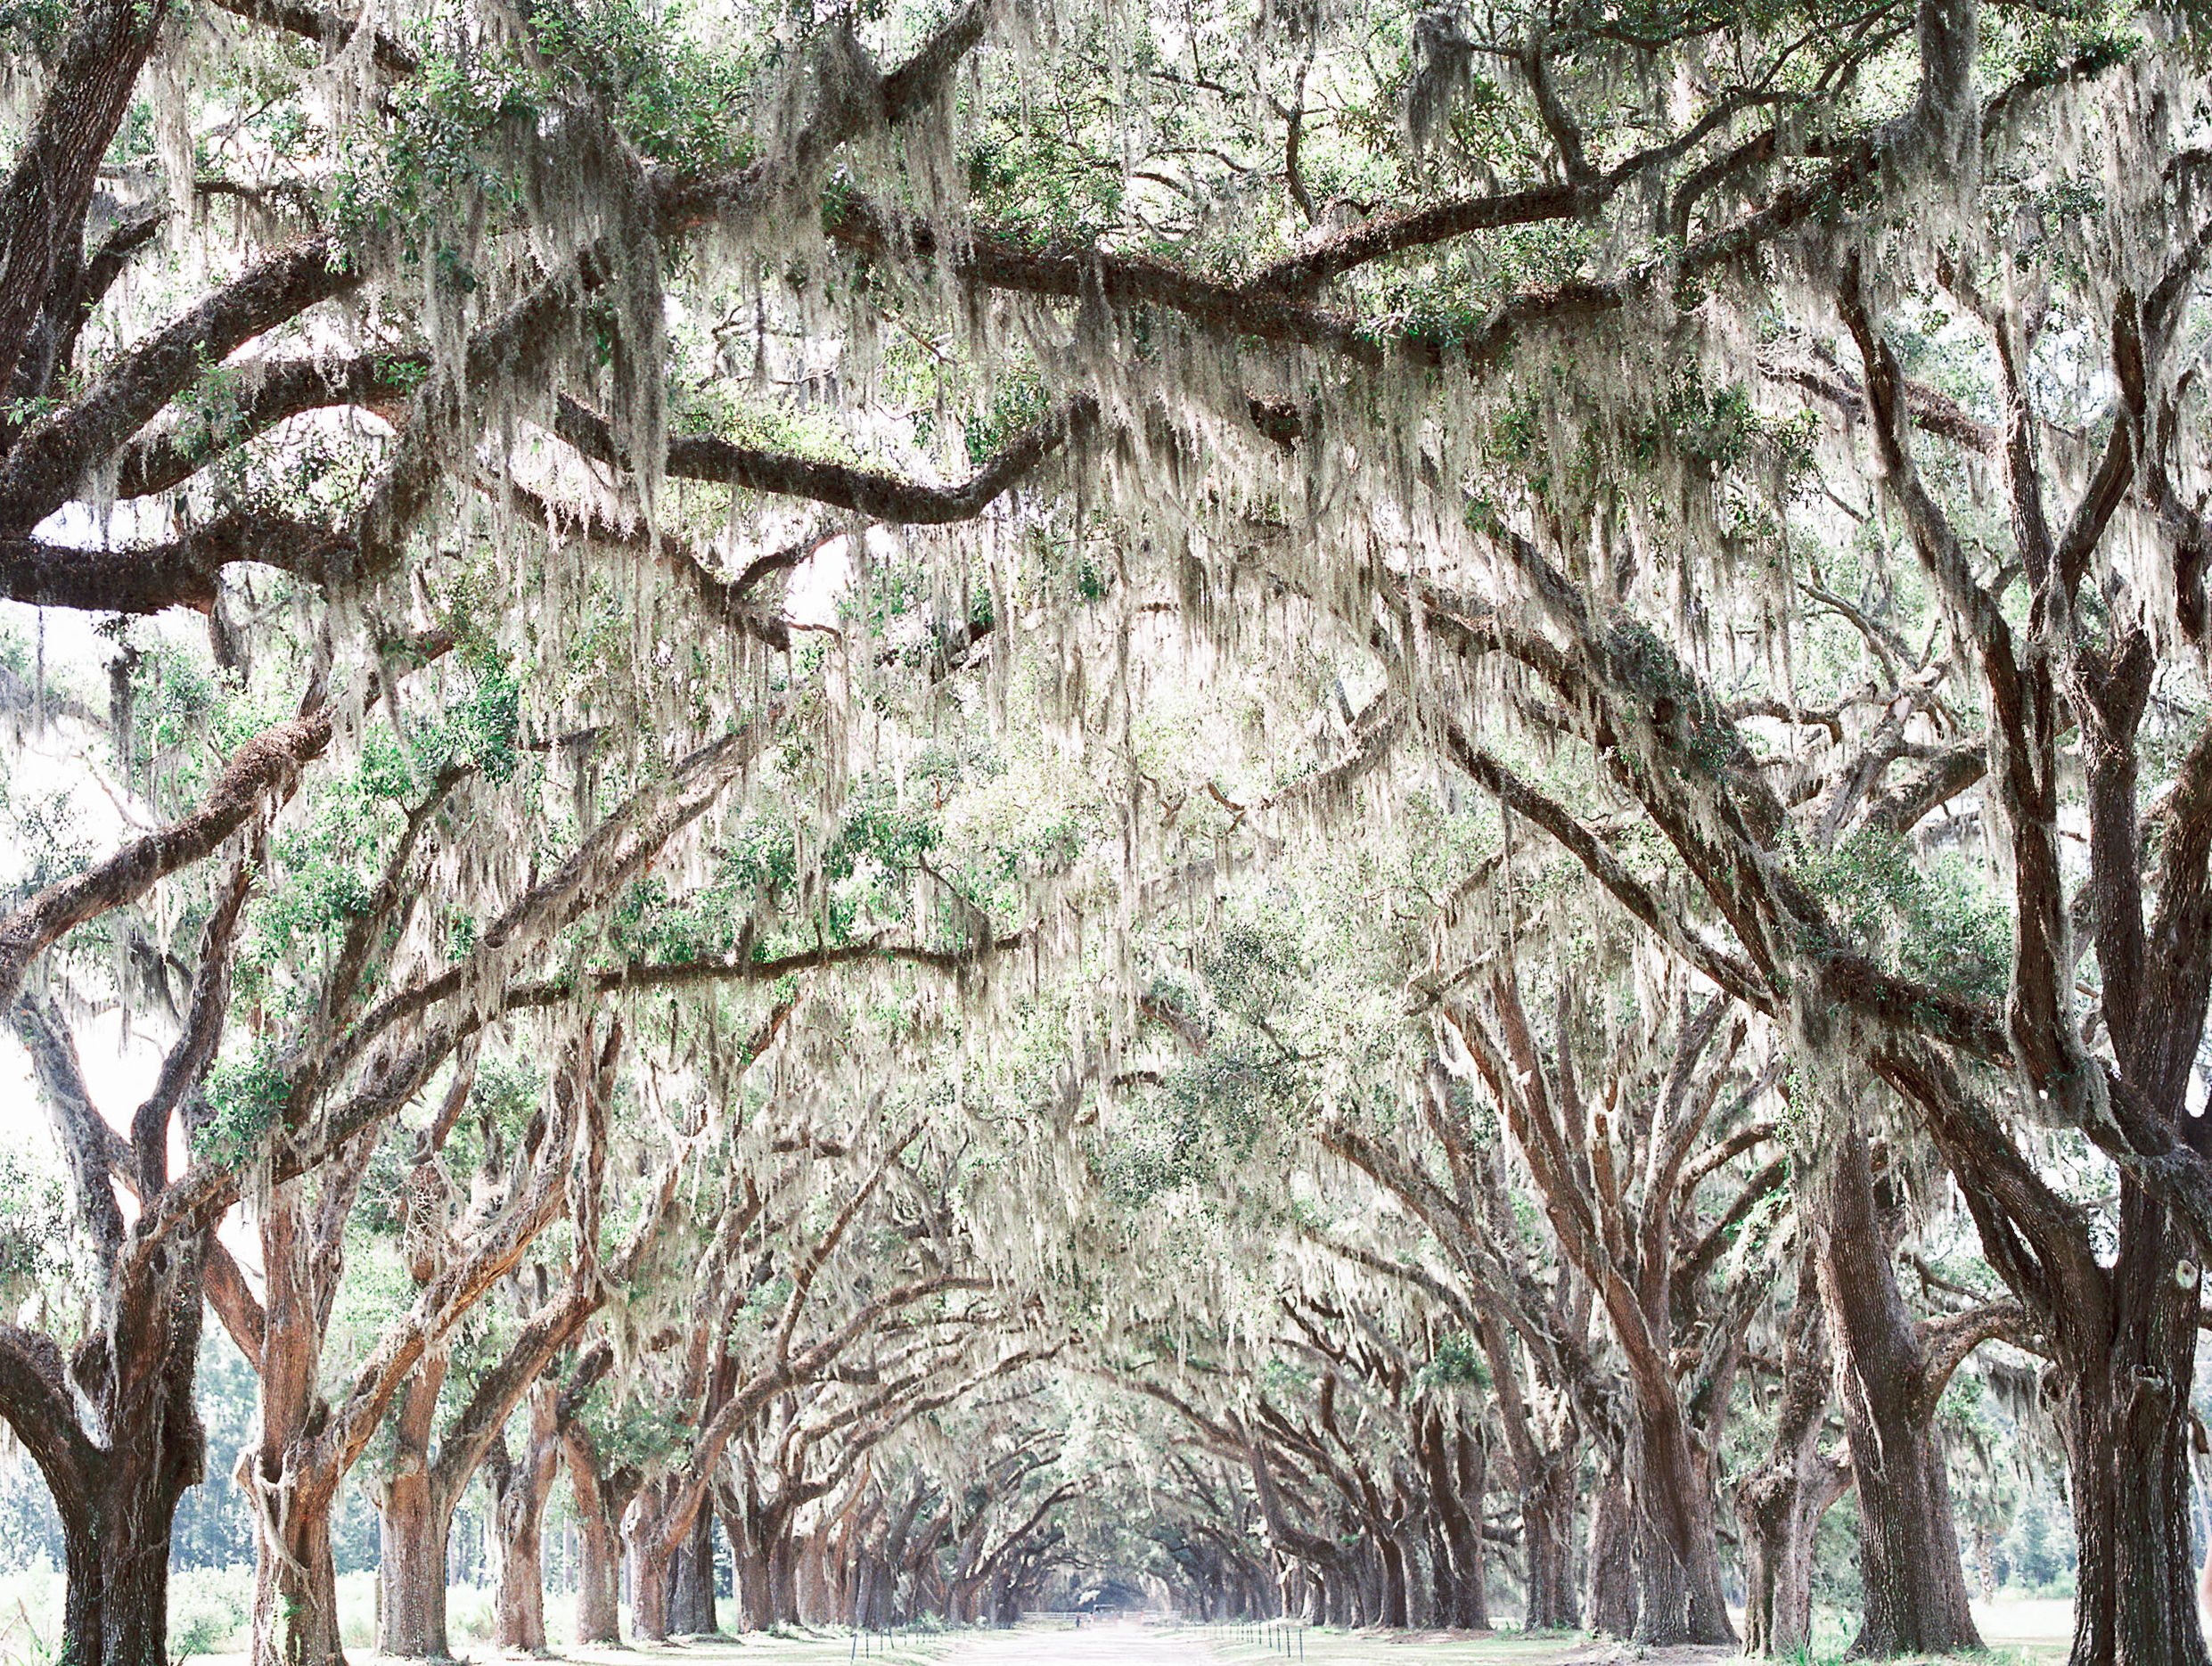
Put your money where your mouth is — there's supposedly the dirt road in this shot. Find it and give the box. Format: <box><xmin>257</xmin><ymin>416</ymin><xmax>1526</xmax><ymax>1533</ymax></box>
<box><xmin>943</xmin><ymin>1620</ymin><xmax>1219</xmax><ymax>1665</ymax></box>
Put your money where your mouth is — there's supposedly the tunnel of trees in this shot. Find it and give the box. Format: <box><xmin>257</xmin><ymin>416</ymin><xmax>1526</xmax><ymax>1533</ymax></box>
<box><xmin>0</xmin><ymin>0</ymin><xmax>2207</xmax><ymax>1662</ymax></box>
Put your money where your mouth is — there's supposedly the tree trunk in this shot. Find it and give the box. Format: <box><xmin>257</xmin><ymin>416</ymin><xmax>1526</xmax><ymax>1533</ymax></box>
<box><xmin>559</xmin><ymin>1423</ymin><xmax>625</xmax><ymax>1645</ymax></box>
<box><xmin>770</xmin><ymin>1518</ymin><xmax>799</xmax><ymax>1626</ymax></box>
<box><xmin>490</xmin><ymin>1387</ymin><xmax>562</xmax><ymax>1654</ymax></box>
<box><xmin>375</xmin><ymin>1465</ymin><xmax>452</xmax><ymax>1659</ymax></box>
<box><xmin>89</xmin><ymin>1476</ymin><xmax>191</xmax><ymax>1666</ymax></box>
<box><xmin>2058</xmin><ymin>1187</ymin><xmax>2210</xmax><ymax>1666</ymax></box>
<box><xmin>796</xmin><ymin>1527</ymin><xmax>824</xmax><ymax>1624</ymax></box>
<box><xmin>251</xmin><ymin>1188</ymin><xmax>346</xmax><ymax>1666</ymax></box>
<box><xmin>1820</xmin><ymin>1125</ymin><xmax>1980</xmax><ymax>1656</ymax></box>
<box><xmin>1739</xmin><ymin>1457</ymin><xmax>1847</xmax><ymax>1656</ymax></box>
<box><xmin>669</xmin><ymin>1503</ymin><xmax>718</xmax><ymax>1635</ymax></box>
<box><xmin>1625</xmin><ymin>1398</ymin><xmax>1734</xmax><ymax>1645</ymax></box>
<box><xmin>627</xmin><ymin>1481</ymin><xmax>676</xmax><ymax>1641</ymax></box>
<box><xmin>1377</xmin><ymin>1526</ymin><xmax>1411</xmax><ymax>1628</ymax></box>
<box><xmin>1585</xmin><ymin>1469</ymin><xmax>1637</xmax><ymax>1638</ymax></box>
<box><xmin>1521</xmin><ymin>1459</ymin><xmax>1578</xmax><ymax>1629</ymax></box>
<box><xmin>252</xmin><ymin>1488</ymin><xmax>345</xmax><ymax>1666</ymax></box>
<box><xmin>1739</xmin><ymin>1252</ymin><xmax>1848</xmax><ymax>1656</ymax></box>
<box><xmin>52</xmin><ymin>1424</ymin><xmax>201</xmax><ymax>1666</ymax></box>
<box><xmin>1452</xmin><ymin>1425</ymin><xmax>1488</xmax><ymax>1628</ymax></box>
<box><xmin>730</xmin><ymin>1511</ymin><xmax>773</xmax><ymax>1631</ymax></box>
<box><xmin>44</xmin><ymin>1223</ymin><xmax>210</xmax><ymax>1666</ymax></box>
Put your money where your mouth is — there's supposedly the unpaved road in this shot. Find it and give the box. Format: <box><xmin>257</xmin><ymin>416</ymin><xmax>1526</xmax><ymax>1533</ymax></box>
<box><xmin>944</xmin><ymin>1621</ymin><xmax>1217</xmax><ymax>1665</ymax></box>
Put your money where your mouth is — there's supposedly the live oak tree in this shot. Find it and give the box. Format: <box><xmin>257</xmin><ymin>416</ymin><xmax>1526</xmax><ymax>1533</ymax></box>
<box><xmin>1</xmin><ymin>0</ymin><xmax>2208</xmax><ymax>1660</ymax></box>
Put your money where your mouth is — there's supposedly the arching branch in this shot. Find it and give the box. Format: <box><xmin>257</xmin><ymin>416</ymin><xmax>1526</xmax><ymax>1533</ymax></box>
<box><xmin>551</xmin><ymin>394</ymin><xmax>1088</xmax><ymax>525</ymax></box>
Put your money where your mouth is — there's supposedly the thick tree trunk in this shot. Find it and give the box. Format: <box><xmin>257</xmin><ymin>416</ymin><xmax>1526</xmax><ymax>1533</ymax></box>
<box><xmin>1626</xmin><ymin>1399</ymin><xmax>1734</xmax><ymax>1645</ymax></box>
<box><xmin>490</xmin><ymin>1388</ymin><xmax>561</xmax><ymax>1654</ymax></box>
<box><xmin>88</xmin><ymin>1475</ymin><xmax>191</xmax><ymax>1666</ymax></box>
<box><xmin>1521</xmin><ymin>1460</ymin><xmax>1578</xmax><ymax>1629</ymax></box>
<box><xmin>1739</xmin><ymin>1252</ymin><xmax>1847</xmax><ymax>1656</ymax></box>
<box><xmin>1820</xmin><ymin>1125</ymin><xmax>1980</xmax><ymax>1656</ymax></box>
<box><xmin>797</xmin><ymin>1525</ymin><xmax>829</xmax><ymax>1624</ymax></box>
<box><xmin>732</xmin><ymin>1526</ymin><xmax>773</xmax><ymax>1630</ymax></box>
<box><xmin>1739</xmin><ymin>1456</ymin><xmax>1847</xmax><ymax>1655</ymax></box>
<box><xmin>374</xmin><ymin>1467</ymin><xmax>453</xmax><ymax>1659</ymax></box>
<box><xmin>1377</xmin><ymin>1527</ymin><xmax>1411</xmax><ymax>1628</ymax></box>
<box><xmin>1453</xmin><ymin>1426</ymin><xmax>1489</xmax><ymax>1628</ymax></box>
<box><xmin>1585</xmin><ymin>1469</ymin><xmax>1637</xmax><ymax>1638</ymax></box>
<box><xmin>769</xmin><ymin>1519</ymin><xmax>799</xmax><ymax>1627</ymax></box>
<box><xmin>251</xmin><ymin>1189</ymin><xmax>346</xmax><ymax>1666</ymax></box>
<box><xmin>2058</xmin><ymin>1190</ymin><xmax>2210</xmax><ymax>1666</ymax></box>
<box><xmin>51</xmin><ymin>1424</ymin><xmax>200</xmax><ymax>1666</ymax></box>
<box><xmin>627</xmin><ymin>1481</ymin><xmax>676</xmax><ymax>1641</ymax></box>
<box><xmin>669</xmin><ymin>1502</ymin><xmax>719</xmax><ymax>1635</ymax></box>
<box><xmin>52</xmin><ymin>1233</ymin><xmax>209</xmax><ymax>1666</ymax></box>
<box><xmin>252</xmin><ymin>1490</ymin><xmax>345</xmax><ymax>1666</ymax></box>
<box><xmin>559</xmin><ymin>1424</ymin><xmax>626</xmax><ymax>1644</ymax></box>
<box><xmin>1427</xmin><ymin>1520</ymin><xmax>1455</xmax><ymax>1628</ymax></box>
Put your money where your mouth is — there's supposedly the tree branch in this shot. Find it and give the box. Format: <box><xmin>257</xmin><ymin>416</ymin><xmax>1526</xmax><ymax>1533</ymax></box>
<box><xmin>0</xmin><ymin>237</ymin><xmax>359</xmax><ymax>530</ymax></box>
<box><xmin>552</xmin><ymin>394</ymin><xmax>1088</xmax><ymax>525</ymax></box>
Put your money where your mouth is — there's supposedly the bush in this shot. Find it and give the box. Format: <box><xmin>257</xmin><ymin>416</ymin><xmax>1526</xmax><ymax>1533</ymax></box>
<box><xmin>169</xmin><ymin>1566</ymin><xmax>250</xmax><ymax>1656</ymax></box>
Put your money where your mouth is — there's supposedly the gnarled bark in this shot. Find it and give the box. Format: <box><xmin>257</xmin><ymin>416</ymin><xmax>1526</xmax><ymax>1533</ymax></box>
<box><xmin>1737</xmin><ymin>1252</ymin><xmax>1851</xmax><ymax>1655</ymax></box>
<box><xmin>1818</xmin><ymin>1123</ymin><xmax>1982</xmax><ymax>1656</ymax></box>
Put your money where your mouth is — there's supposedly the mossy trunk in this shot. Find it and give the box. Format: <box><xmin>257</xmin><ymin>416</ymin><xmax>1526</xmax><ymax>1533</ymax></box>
<box><xmin>1821</xmin><ymin>1126</ymin><xmax>1979</xmax><ymax>1656</ymax></box>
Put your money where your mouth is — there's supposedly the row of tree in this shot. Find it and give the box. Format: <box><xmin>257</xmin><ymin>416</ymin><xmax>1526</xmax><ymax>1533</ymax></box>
<box><xmin>0</xmin><ymin>0</ymin><xmax>2204</xmax><ymax>1662</ymax></box>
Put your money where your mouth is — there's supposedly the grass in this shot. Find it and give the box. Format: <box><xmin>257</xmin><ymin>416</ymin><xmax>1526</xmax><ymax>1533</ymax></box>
<box><xmin>0</xmin><ymin>1578</ymin><xmax>2074</xmax><ymax>1666</ymax></box>
<box><xmin>0</xmin><ymin>1563</ymin><xmax>954</xmax><ymax>1666</ymax></box>
<box><xmin>1174</xmin><ymin>1598</ymin><xmax>2074</xmax><ymax>1666</ymax></box>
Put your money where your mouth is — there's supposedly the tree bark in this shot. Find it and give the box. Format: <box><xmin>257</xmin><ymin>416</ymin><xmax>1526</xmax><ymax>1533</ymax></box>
<box><xmin>250</xmin><ymin>1182</ymin><xmax>348</xmax><ymax>1666</ymax></box>
<box><xmin>489</xmin><ymin>1384</ymin><xmax>562</xmax><ymax>1654</ymax></box>
<box><xmin>627</xmin><ymin>1479</ymin><xmax>676</xmax><ymax>1640</ymax></box>
<box><xmin>250</xmin><ymin>1460</ymin><xmax>344</xmax><ymax>1666</ymax></box>
<box><xmin>676</xmin><ymin>1504</ymin><xmax>722</xmax><ymax>1633</ymax></box>
<box><xmin>559</xmin><ymin>1421</ymin><xmax>628</xmax><ymax>1644</ymax></box>
<box><xmin>732</xmin><ymin>1514</ymin><xmax>774</xmax><ymax>1631</ymax></box>
<box><xmin>1738</xmin><ymin>1253</ymin><xmax>1850</xmax><ymax>1655</ymax></box>
<box><xmin>6</xmin><ymin>1284</ymin><xmax>207</xmax><ymax>1666</ymax></box>
<box><xmin>374</xmin><ymin>1462</ymin><xmax>452</xmax><ymax>1660</ymax></box>
<box><xmin>2</xmin><ymin>986</ymin><xmax>229</xmax><ymax>1666</ymax></box>
<box><xmin>1521</xmin><ymin>1457</ymin><xmax>1578</xmax><ymax>1629</ymax></box>
<box><xmin>1377</xmin><ymin>1524</ymin><xmax>1411</xmax><ymax>1628</ymax></box>
<box><xmin>1454</xmin><ymin>1424</ymin><xmax>1489</xmax><ymax>1629</ymax></box>
<box><xmin>1626</xmin><ymin>1398</ymin><xmax>1734</xmax><ymax>1645</ymax></box>
<box><xmin>374</xmin><ymin>1350</ymin><xmax>454</xmax><ymax>1662</ymax></box>
<box><xmin>2057</xmin><ymin>1190</ymin><xmax>2209</xmax><ymax>1666</ymax></box>
<box><xmin>1423</xmin><ymin>1407</ymin><xmax>1489</xmax><ymax>1630</ymax></box>
<box><xmin>1585</xmin><ymin>1468</ymin><xmax>1637</xmax><ymax>1638</ymax></box>
<box><xmin>1819</xmin><ymin>1124</ymin><xmax>1981</xmax><ymax>1656</ymax></box>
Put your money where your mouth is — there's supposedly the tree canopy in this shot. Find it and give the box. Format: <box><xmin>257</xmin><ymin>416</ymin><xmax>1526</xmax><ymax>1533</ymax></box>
<box><xmin>0</xmin><ymin>0</ymin><xmax>2208</xmax><ymax>1663</ymax></box>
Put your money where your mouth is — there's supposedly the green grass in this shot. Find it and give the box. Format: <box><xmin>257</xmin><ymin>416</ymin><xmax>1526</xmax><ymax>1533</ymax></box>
<box><xmin>1173</xmin><ymin>1599</ymin><xmax>2073</xmax><ymax>1666</ymax></box>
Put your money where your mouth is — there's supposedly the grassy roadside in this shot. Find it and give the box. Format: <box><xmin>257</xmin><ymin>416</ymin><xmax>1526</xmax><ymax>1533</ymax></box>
<box><xmin>1168</xmin><ymin>1602</ymin><xmax>2072</xmax><ymax>1666</ymax></box>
